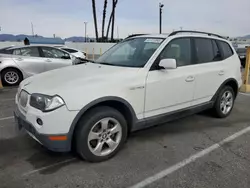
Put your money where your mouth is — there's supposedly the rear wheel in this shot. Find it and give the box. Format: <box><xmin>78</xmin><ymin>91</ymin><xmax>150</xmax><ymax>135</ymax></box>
<box><xmin>213</xmin><ymin>86</ymin><xmax>235</xmax><ymax>118</ymax></box>
<box><xmin>75</xmin><ymin>106</ymin><xmax>128</xmax><ymax>162</ymax></box>
<box><xmin>1</xmin><ymin>68</ymin><xmax>23</xmax><ymax>86</ymax></box>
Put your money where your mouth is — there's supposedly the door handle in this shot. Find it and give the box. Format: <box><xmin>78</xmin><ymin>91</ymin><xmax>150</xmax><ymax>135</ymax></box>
<box><xmin>45</xmin><ymin>59</ymin><xmax>52</xmax><ymax>62</ymax></box>
<box><xmin>15</xmin><ymin>57</ymin><xmax>23</xmax><ymax>61</ymax></box>
<box><xmin>185</xmin><ymin>76</ymin><xmax>195</xmax><ymax>82</ymax></box>
<box><xmin>218</xmin><ymin>70</ymin><xmax>225</xmax><ymax>75</ymax></box>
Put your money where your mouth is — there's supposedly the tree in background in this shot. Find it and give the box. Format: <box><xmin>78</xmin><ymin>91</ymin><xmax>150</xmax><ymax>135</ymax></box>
<box><xmin>101</xmin><ymin>0</ymin><xmax>108</xmax><ymax>39</ymax></box>
<box><xmin>92</xmin><ymin>0</ymin><xmax>119</xmax><ymax>42</ymax></box>
<box><xmin>91</xmin><ymin>0</ymin><xmax>99</xmax><ymax>41</ymax></box>
<box><xmin>105</xmin><ymin>0</ymin><xmax>118</xmax><ymax>41</ymax></box>
<box><xmin>110</xmin><ymin>0</ymin><xmax>117</xmax><ymax>41</ymax></box>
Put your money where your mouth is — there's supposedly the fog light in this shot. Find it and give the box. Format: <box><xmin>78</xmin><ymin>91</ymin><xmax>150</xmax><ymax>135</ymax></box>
<box><xmin>37</xmin><ymin>118</ymin><xmax>43</xmax><ymax>126</ymax></box>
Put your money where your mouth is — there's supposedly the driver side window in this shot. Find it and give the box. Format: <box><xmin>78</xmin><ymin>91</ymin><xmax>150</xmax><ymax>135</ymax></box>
<box><xmin>41</xmin><ymin>47</ymin><xmax>70</xmax><ymax>59</ymax></box>
<box><xmin>160</xmin><ymin>38</ymin><xmax>191</xmax><ymax>67</ymax></box>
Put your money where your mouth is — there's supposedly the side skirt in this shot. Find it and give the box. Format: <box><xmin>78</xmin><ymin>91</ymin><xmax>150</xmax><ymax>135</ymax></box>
<box><xmin>132</xmin><ymin>101</ymin><xmax>214</xmax><ymax>132</ymax></box>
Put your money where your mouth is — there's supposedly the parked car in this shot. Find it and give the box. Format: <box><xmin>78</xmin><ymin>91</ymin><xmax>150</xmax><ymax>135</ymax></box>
<box><xmin>236</xmin><ymin>47</ymin><xmax>247</xmax><ymax>67</ymax></box>
<box><xmin>0</xmin><ymin>45</ymin><xmax>79</xmax><ymax>86</ymax></box>
<box><xmin>56</xmin><ymin>46</ymin><xmax>86</xmax><ymax>59</ymax></box>
<box><xmin>14</xmin><ymin>31</ymin><xmax>242</xmax><ymax>162</ymax></box>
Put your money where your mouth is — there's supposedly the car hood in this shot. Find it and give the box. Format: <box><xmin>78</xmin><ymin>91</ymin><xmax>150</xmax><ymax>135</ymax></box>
<box><xmin>22</xmin><ymin>63</ymin><xmax>140</xmax><ymax>95</ymax></box>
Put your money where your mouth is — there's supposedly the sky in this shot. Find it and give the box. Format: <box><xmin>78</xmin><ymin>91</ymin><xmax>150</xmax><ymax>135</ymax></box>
<box><xmin>0</xmin><ymin>0</ymin><xmax>250</xmax><ymax>38</ymax></box>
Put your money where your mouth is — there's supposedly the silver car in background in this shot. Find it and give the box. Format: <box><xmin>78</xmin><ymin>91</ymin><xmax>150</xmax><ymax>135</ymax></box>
<box><xmin>0</xmin><ymin>45</ymin><xmax>79</xmax><ymax>86</ymax></box>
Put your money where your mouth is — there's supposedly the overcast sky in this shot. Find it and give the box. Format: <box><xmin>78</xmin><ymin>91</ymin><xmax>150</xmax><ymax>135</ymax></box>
<box><xmin>0</xmin><ymin>0</ymin><xmax>249</xmax><ymax>38</ymax></box>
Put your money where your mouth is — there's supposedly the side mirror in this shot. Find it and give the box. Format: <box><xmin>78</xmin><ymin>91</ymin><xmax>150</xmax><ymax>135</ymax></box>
<box><xmin>159</xmin><ymin>58</ymin><xmax>177</xmax><ymax>69</ymax></box>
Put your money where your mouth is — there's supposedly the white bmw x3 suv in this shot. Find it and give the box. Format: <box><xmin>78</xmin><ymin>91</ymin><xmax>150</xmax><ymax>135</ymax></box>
<box><xmin>15</xmin><ymin>31</ymin><xmax>242</xmax><ymax>162</ymax></box>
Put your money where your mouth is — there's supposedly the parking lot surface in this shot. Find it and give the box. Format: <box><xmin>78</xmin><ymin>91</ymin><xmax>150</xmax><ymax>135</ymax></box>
<box><xmin>1</xmin><ymin>88</ymin><xmax>250</xmax><ymax>188</ymax></box>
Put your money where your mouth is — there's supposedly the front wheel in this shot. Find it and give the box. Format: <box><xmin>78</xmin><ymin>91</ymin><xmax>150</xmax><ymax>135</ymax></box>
<box><xmin>213</xmin><ymin>86</ymin><xmax>235</xmax><ymax>118</ymax></box>
<box><xmin>75</xmin><ymin>106</ymin><xmax>128</xmax><ymax>162</ymax></box>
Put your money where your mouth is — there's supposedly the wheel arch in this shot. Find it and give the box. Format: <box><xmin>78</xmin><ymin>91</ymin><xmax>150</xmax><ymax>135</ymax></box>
<box><xmin>68</xmin><ymin>96</ymin><xmax>137</xmax><ymax>146</ymax></box>
<box><xmin>212</xmin><ymin>78</ymin><xmax>239</xmax><ymax>102</ymax></box>
<box><xmin>0</xmin><ymin>66</ymin><xmax>24</xmax><ymax>80</ymax></box>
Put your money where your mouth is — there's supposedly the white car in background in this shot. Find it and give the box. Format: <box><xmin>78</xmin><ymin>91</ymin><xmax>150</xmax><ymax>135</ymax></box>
<box><xmin>57</xmin><ymin>46</ymin><xmax>86</xmax><ymax>59</ymax></box>
<box><xmin>0</xmin><ymin>45</ymin><xmax>79</xmax><ymax>86</ymax></box>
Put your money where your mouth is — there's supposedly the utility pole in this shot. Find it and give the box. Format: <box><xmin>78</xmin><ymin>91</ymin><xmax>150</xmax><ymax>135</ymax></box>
<box><xmin>31</xmin><ymin>22</ymin><xmax>34</xmax><ymax>36</ymax></box>
<box><xmin>117</xmin><ymin>26</ymin><xmax>119</xmax><ymax>39</ymax></box>
<box><xmin>159</xmin><ymin>3</ymin><xmax>164</xmax><ymax>34</ymax></box>
<box><xmin>84</xmin><ymin>22</ymin><xmax>88</xmax><ymax>42</ymax></box>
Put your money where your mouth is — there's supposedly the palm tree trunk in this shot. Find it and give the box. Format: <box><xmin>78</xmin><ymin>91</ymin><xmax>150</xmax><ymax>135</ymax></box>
<box><xmin>102</xmin><ymin>0</ymin><xmax>108</xmax><ymax>40</ymax></box>
<box><xmin>92</xmin><ymin>0</ymin><xmax>99</xmax><ymax>41</ymax></box>
<box><xmin>106</xmin><ymin>0</ymin><xmax>118</xmax><ymax>39</ymax></box>
<box><xmin>111</xmin><ymin>0</ymin><xmax>116</xmax><ymax>41</ymax></box>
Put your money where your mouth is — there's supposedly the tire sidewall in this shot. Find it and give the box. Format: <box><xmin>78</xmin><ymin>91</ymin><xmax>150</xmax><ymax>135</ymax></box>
<box><xmin>76</xmin><ymin>106</ymin><xmax>128</xmax><ymax>162</ymax></box>
<box><xmin>215</xmin><ymin>86</ymin><xmax>235</xmax><ymax>118</ymax></box>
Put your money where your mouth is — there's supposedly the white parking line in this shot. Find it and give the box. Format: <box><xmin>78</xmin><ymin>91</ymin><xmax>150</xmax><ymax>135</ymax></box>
<box><xmin>239</xmin><ymin>92</ymin><xmax>250</xmax><ymax>96</ymax></box>
<box><xmin>22</xmin><ymin>158</ymin><xmax>77</xmax><ymax>176</ymax></box>
<box><xmin>128</xmin><ymin>125</ymin><xmax>250</xmax><ymax>188</ymax></box>
<box><xmin>0</xmin><ymin>116</ymin><xmax>14</xmax><ymax>121</ymax></box>
<box><xmin>0</xmin><ymin>98</ymin><xmax>15</xmax><ymax>102</ymax></box>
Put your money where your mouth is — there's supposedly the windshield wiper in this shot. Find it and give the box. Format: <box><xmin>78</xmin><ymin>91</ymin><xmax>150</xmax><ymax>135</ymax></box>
<box><xmin>98</xmin><ymin>62</ymin><xmax>115</xmax><ymax>66</ymax></box>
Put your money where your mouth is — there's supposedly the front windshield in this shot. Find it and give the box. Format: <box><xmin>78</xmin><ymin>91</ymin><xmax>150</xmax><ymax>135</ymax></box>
<box><xmin>95</xmin><ymin>37</ymin><xmax>164</xmax><ymax>67</ymax></box>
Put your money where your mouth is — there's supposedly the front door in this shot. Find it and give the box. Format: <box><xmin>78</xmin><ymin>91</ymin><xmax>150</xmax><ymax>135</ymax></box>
<box><xmin>40</xmin><ymin>47</ymin><xmax>73</xmax><ymax>71</ymax></box>
<box><xmin>145</xmin><ymin>37</ymin><xmax>196</xmax><ymax>118</ymax></box>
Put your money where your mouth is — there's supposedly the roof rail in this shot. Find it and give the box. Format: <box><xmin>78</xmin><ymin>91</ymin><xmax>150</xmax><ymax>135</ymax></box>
<box><xmin>168</xmin><ymin>30</ymin><xmax>224</xmax><ymax>39</ymax></box>
<box><xmin>125</xmin><ymin>34</ymin><xmax>148</xmax><ymax>39</ymax></box>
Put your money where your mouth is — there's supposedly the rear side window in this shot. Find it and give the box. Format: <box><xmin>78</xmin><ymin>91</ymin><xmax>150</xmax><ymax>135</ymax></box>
<box><xmin>218</xmin><ymin>41</ymin><xmax>234</xmax><ymax>59</ymax></box>
<box><xmin>0</xmin><ymin>47</ymin><xmax>12</xmax><ymax>54</ymax></box>
<box><xmin>212</xmin><ymin>40</ymin><xmax>222</xmax><ymax>61</ymax></box>
<box><xmin>13</xmin><ymin>47</ymin><xmax>40</xmax><ymax>57</ymax></box>
<box><xmin>62</xmin><ymin>48</ymin><xmax>78</xmax><ymax>53</ymax></box>
<box><xmin>194</xmin><ymin>38</ymin><xmax>214</xmax><ymax>63</ymax></box>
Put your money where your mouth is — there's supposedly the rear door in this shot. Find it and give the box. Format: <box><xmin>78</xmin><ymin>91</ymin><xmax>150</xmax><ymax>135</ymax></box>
<box><xmin>40</xmin><ymin>47</ymin><xmax>73</xmax><ymax>71</ymax></box>
<box><xmin>191</xmin><ymin>37</ymin><xmax>225</xmax><ymax>105</ymax></box>
<box><xmin>12</xmin><ymin>47</ymin><xmax>45</xmax><ymax>76</ymax></box>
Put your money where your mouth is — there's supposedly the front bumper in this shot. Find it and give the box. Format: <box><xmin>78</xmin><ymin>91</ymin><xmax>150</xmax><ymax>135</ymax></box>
<box><xmin>14</xmin><ymin>107</ymin><xmax>71</xmax><ymax>152</ymax></box>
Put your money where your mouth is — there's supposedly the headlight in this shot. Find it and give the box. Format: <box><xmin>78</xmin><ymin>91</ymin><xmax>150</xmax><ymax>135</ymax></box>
<box><xmin>30</xmin><ymin>94</ymin><xmax>65</xmax><ymax>112</ymax></box>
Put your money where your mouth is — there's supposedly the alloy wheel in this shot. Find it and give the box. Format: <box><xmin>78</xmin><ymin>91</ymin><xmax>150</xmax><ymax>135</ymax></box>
<box><xmin>87</xmin><ymin>117</ymin><xmax>122</xmax><ymax>157</ymax></box>
<box><xmin>220</xmin><ymin>90</ymin><xmax>233</xmax><ymax>115</ymax></box>
<box><xmin>4</xmin><ymin>71</ymin><xmax>19</xmax><ymax>85</ymax></box>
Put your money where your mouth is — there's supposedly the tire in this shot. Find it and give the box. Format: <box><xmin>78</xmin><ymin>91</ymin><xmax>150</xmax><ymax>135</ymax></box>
<box><xmin>241</xmin><ymin>59</ymin><xmax>246</xmax><ymax>68</ymax></box>
<box><xmin>213</xmin><ymin>86</ymin><xmax>235</xmax><ymax>118</ymax></box>
<box><xmin>75</xmin><ymin>106</ymin><xmax>128</xmax><ymax>162</ymax></box>
<box><xmin>1</xmin><ymin>68</ymin><xmax>23</xmax><ymax>86</ymax></box>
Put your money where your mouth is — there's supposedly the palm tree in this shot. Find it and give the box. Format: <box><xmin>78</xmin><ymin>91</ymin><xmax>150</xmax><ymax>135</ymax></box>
<box><xmin>106</xmin><ymin>0</ymin><xmax>118</xmax><ymax>40</ymax></box>
<box><xmin>111</xmin><ymin>0</ymin><xmax>116</xmax><ymax>41</ymax></box>
<box><xmin>101</xmin><ymin>0</ymin><xmax>108</xmax><ymax>40</ymax></box>
<box><xmin>92</xmin><ymin>0</ymin><xmax>99</xmax><ymax>41</ymax></box>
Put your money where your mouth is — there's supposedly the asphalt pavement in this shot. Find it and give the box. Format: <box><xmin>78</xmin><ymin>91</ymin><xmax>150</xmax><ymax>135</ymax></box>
<box><xmin>1</xmin><ymin>88</ymin><xmax>250</xmax><ymax>188</ymax></box>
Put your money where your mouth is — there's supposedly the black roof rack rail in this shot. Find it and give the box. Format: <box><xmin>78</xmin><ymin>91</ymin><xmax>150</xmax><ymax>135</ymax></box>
<box><xmin>168</xmin><ymin>30</ymin><xmax>224</xmax><ymax>39</ymax></box>
<box><xmin>125</xmin><ymin>34</ymin><xmax>148</xmax><ymax>39</ymax></box>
